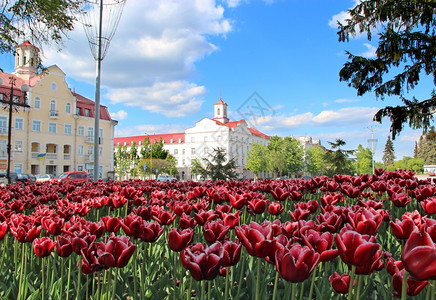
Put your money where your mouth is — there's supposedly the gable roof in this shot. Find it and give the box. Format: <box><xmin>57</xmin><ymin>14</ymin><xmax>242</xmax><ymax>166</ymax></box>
<box><xmin>73</xmin><ymin>92</ymin><xmax>112</xmax><ymax>121</ymax></box>
<box><xmin>114</xmin><ymin>133</ymin><xmax>185</xmax><ymax>147</ymax></box>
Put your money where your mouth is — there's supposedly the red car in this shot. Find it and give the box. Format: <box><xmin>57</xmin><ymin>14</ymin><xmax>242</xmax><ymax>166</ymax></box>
<box><xmin>52</xmin><ymin>171</ymin><xmax>90</xmax><ymax>183</ymax></box>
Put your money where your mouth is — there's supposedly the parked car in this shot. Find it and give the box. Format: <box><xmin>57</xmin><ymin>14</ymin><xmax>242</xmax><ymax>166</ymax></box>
<box><xmin>0</xmin><ymin>172</ymin><xmax>18</xmax><ymax>185</ymax></box>
<box><xmin>35</xmin><ymin>174</ymin><xmax>55</xmax><ymax>183</ymax></box>
<box><xmin>17</xmin><ymin>173</ymin><xmax>37</xmax><ymax>184</ymax></box>
<box><xmin>156</xmin><ymin>174</ymin><xmax>177</xmax><ymax>182</ymax></box>
<box><xmin>52</xmin><ymin>171</ymin><xmax>89</xmax><ymax>184</ymax></box>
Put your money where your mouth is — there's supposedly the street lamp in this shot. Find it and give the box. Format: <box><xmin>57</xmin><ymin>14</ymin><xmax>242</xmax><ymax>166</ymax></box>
<box><xmin>0</xmin><ymin>76</ymin><xmax>30</xmax><ymax>183</ymax></box>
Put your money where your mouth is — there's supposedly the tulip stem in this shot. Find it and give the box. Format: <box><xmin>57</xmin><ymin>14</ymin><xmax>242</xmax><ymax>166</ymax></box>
<box><xmin>291</xmin><ymin>282</ymin><xmax>297</xmax><ymax>300</ymax></box>
<box><xmin>66</xmin><ymin>257</ymin><xmax>72</xmax><ymax>300</ymax></box>
<box><xmin>272</xmin><ymin>270</ymin><xmax>279</xmax><ymax>300</ymax></box>
<box><xmin>112</xmin><ymin>267</ymin><xmax>118</xmax><ymax>299</ymax></box>
<box><xmin>255</xmin><ymin>258</ymin><xmax>262</xmax><ymax>300</ymax></box>
<box><xmin>173</xmin><ymin>251</ymin><xmax>177</xmax><ymax>300</ymax></box>
<box><xmin>308</xmin><ymin>262</ymin><xmax>317</xmax><ymax>300</ymax></box>
<box><xmin>299</xmin><ymin>280</ymin><xmax>304</xmax><ymax>300</ymax></box>
<box><xmin>224</xmin><ymin>267</ymin><xmax>229</xmax><ymax>300</ymax></box>
<box><xmin>76</xmin><ymin>261</ymin><xmax>81</xmax><ymax>300</ymax></box>
<box><xmin>236</xmin><ymin>251</ymin><xmax>245</xmax><ymax>299</ymax></box>
<box><xmin>60</xmin><ymin>258</ymin><xmax>64</xmax><ymax>299</ymax></box>
<box><xmin>401</xmin><ymin>270</ymin><xmax>408</xmax><ymax>300</ymax></box>
<box><xmin>348</xmin><ymin>265</ymin><xmax>356</xmax><ymax>300</ymax></box>
<box><xmin>133</xmin><ymin>249</ymin><xmax>137</xmax><ymax>299</ymax></box>
<box><xmin>355</xmin><ymin>275</ymin><xmax>363</xmax><ymax>300</ymax></box>
<box><xmin>208</xmin><ymin>280</ymin><xmax>211</xmax><ymax>300</ymax></box>
<box><xmin>201</xmin><ymin>280</ymin><xmax>205</xmax><ymax>300</ymax></box>
<box><xmin>41</xmin><ymin>258</ymin><xmax>45</xmax><ymax>300</ymax></box>
<box><xmin>186</xmin><ymin>276</ymin><xmax>192</xmax><ymax>300</ymax></box>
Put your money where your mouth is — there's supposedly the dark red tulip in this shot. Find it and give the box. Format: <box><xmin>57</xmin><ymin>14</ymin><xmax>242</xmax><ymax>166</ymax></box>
<box><xmin>329</xmin><ymin>272</ymin><xmax>355</xmax><ymax>294</ymax></box>
<box><xmin>0</xmin><ymin>222</ymin><xmax>8</xmax><ymax>240</ymax></box>
<box><xmin>235</xmin><ymin>221</ymin><xmax>276</xmax><ymax>258</ymax></box>
<box><xmin>401</xmin><ymin>229</ymin><xmax>436</xmax><ymax>280</ymax></box>
<box><xmin>71</xmin><ymin>232</ymin><xmax>97</xmax><ymax>255</ymax></box>
<box><xmin>247</xmin><ymin>198</ymin><xmax>268</xmax><ymax>214</ymax></box>
<box><xmin>96</xmin><ymin>235</ymin><xmax>136</xmax><ymax>268</ymax></box>
<box><xmin>168</xmin><ymin>228</ymin><xmax>194</xmax><ymax>252</ymax></box>
<box><xmin>354</xmin><ymin>246</ymin><xmax>384</xmax><ymax>275</ymax></box>
<box><xmin>386</xmin><ymin>256</ymin><xmax>404</xmax><ymax>276</ymax></box>
<box><xmin>275</xmin><ymin>243</ymin><xmax>319</xmax><ymax>283</ymax></box>
<box><xmin>153</xmin><ymin>210</ymin><xmax>176</xmax><ymax>225</ymax></box>
<box><xmin>179</xmin><ymin>212</ymin><xmax>197</xmax><ymax>229</ymax></box>
<box><xmin>390</xmin><ymin>192</ymin><xmax>412</xmax><ymax>207</ymax></box>
<box><xmin>121</xmin><ymin>213</ymin><xmax>143</xmax><ymax>238</ymax></box>
<box><xmin>301</xmin><ymin>229</ymin><xmax>339</xmax><ymax>262</ymax></box>
<box><xmin>221</xmin><ymin>211</ymin><xmax>240</xmax><ymax>229</ymax></box>
<box><xmin>390</xmin><ymin>218</ymin><xmax>417</xmax><ymax>240</ymax></box>
<box><xmin>181</xmin><ymin>242</ymin><xmax>223</xmax><ymax>281</ymax></box>
<box><xmin>33</xmin><ymin>237</ymin><xmax>56</xmax><ymax>258</ymax></box>
<box><xmin>392</xmin><ymin>269</ymin><xmax>428</xmax><ymax>297</ymax></box>
<box><xmin>101</xmin><ymin>216</ymin><xmax>122</xmax><ymax>233</ymax></box>
<box><xmin>420</xmin><ymin>197</ymin><xmax>436</xmax><ymax>215</ymax></box>
<box><xmin>229</xmin><ymin>193</ymin><xmax>248</xmax><ymax>209</ymax></box>
<box><xmin>41</xmin><ymin>216</ymin><xmax>64</xmax><ymax>236</ymax></box>
<box><xmin>270</xmin><ymin>187</ymin><xmax>290</xmax><ymax>201</ymax></box>
<box><xmin>194</xmin><ymin>210</ymin><xmax>218</xmax><ymax>226</ymax></box>
<box><xmin>203</xmin><ymin>220</ymin><xmax>229</xmax><ymax>244</ymax></box>
<box><xmin>316</xmin><ymin>211</ymin><xmax>343</xmax><ymax>233</ymax></box>
<box><xmin>335</xmin><ymin>228</ymin><xmax>380</xmax><ymax>267</ymax></box>
<box><xmin>289</xmin><ymin>208</ymin><xmax>310</xmax><ymax>221</ymax></box>
<box><xmin>172</xmin><ymin>201</ymin><xmax>192</xmax><ymax>216</ymax></box>
<box><xmin>55</xmin><ymin>235</ymin><xmax>73</xmax><ymax>257</ymax></box>
<box><xmin>347</xmin><ymin>209</ymin><xmax>383</xmax><ymax>235</ymax></box>
<box><xmin>268</xmin><ymin>202</ymin><xmax>284</xmax><ymax>215</ymax></box>
<box><xmin>222</xmin><ymin>240</ymin><xmax>242</xmax><ymax>267</ymax></box>
<box><xmin>139</xmin><ymin>221</ymin><xmax>164</xmax><ymax>243</ymax></box>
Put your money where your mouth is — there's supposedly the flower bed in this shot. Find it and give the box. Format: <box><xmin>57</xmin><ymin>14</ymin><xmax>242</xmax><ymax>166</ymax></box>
<box><xmin>0</xmin><ymin>169</ymin><xmax>435</xmax><ymax>299</ymax></box>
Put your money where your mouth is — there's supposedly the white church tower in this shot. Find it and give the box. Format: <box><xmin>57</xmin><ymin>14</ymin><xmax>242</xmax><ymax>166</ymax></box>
<box><xmin>13</xmin><ymin>41</ymin><xmax>40</xmax><ymax>81</ymax></box>
<box><xmin>213</xmin><ymin>98</ymin><xmax>229</xmax><ymax>124</ymax></box>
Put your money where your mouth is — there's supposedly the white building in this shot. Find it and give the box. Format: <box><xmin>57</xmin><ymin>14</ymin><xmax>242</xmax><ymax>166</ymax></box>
<box><xmin>114</xmin><ymin>99</ymin><xmax>270</xmax><ymax>180</ymax></box>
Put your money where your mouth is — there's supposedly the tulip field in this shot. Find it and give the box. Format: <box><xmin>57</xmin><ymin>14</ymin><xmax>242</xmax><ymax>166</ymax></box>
<box><xmin>0</xmin><ymin>169</ymin><xmax>436</xmax><ymax>299</ymax></box>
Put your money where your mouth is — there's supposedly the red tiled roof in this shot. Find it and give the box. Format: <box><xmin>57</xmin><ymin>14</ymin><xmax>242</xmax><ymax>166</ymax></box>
<box><xmin>114</xmin><ymin>133</ymin><xmax>185</xmax><ymax>147</ymax></box>
<box><xmin>16</xmin><ymin>40</ymin><xmax>40</xmax><ymax>52</ymax></box>
<box><xmin>0</xmin><ymin>73</ymin><xmax>31</xmax><ymax>105</ymax></box>
<box><xmin>73</xmin><ymin>92</ymin><xmax>112</xmax><ymax>121</ymax></box>
<box><xmin>214</xmin><ymin>98</ymin><xmax>227</xmax><ymax>105</ymax></box>
<box><xmin>214</xmin><ymin>118</ymin><xmax>269</xmax><ymax>139</ymax></box>
<box><xmin>249</xmin><ymin>127</ymin><xmax>270</xmax><ymax>139</ymax></box>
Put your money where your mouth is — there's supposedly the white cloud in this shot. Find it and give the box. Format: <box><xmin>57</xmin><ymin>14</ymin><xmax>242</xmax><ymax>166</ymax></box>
<box><xmin>359</xmin><ymin>43</ymin><xmax>377</xmax><ymax>58</ymax></box>
<box><xmin>107</xmin><ymin>80</ymin><xmax>205</xmax><ymax>117</ymax></box>
<box><xmin>110</xmin><ymin>110</ymin><xmax>128</xmax><ymax>120</ymax></box>
<box><xmin>334</xmin><ymin>98</ymin><xmax>360</xmax><ymax>104</ymax></box>
<box><xmin>42</xmin><ymin>0</ymin><xmax>232</xmax><ymax>116</ymax></box>
<box><xmin>223</xmin><ymin>0</ymin><xmax>275</xmax><ymax>8</ymax></box>
<box><xmin>115</xmin><ymin>123</ymin><xmax>186</xmax><ymax>137</ymax></box>
<box><xmin>328</xmin><ymin>10</ymin><xmax>350</xmax><ymax>29</ymax></box>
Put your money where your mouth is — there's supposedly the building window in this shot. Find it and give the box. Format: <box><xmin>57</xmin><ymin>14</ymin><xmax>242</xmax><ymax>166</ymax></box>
<box><xmin>13</xmin><ymin>163</ymin><xmax>23</xmax><ymax>174</ymax></box>
<box><xmin>64</xmin><ymin>124</ymin><xmax>72</xmax><ymax>135</ymax></box>
<box><xmin>14</xmin><ymin>140</ymin><xmax>23</xmax><ymax>152</ymax></box>
<box><xmin>32</xmin><ymin>120</ymin><xmax>41</xmax><ymax>132</ymax></box>
<box><xmin>174</xmin><ymin>149</ymin><xmax>178</xmax><ymax>155</ymax></box>
<box><xmin>191</xmin><ymin>137</ymin><xmax>195</xmax><ymax>142</ymax></box>
<box><xmin>78</xmin><ymin>126</ymin><xmax>84</xmax><ymax>136</ymax></box>
<box><xmin>0</xmin><ymin>140</ymin><xmax>6</xmax><ymax>157</ymax></box>
<box><xmin>217</xmin><ymin>108</ymin><xmax>221</xmax><ymax>115</ymax></box>
<box><xmin>183</xmin><ymin>159</ymin><xmax>185</xmax><ymax>166</ymax></box>
<box><xmin>48</xmin><ymin>122</ymin><xmax>56</xmax><ymax>134</ymax></box>
<box><xmin>99</xmin><ymin>146</ymin><xmax>103</xmax><ymax>157</ymax></box>
<box><xmin>0</xmin><ymin>116</ymin><xmax>6</xmax><ymax>134</ymax></box>
<box><xmin>85</xmin><ymin>109</ymin><xmax>90</xmax><ymax>117</ymax></box>
<box><xmin>178</xmin><ymin>138</ymin><xmax>181</xmax><ymax>143</ymax></box>
<box><xmin>66</xmin><ymin>103</ymin><xmax>71</xmax><ymax>114</ymax></box>
<box><xmin>15</xmin><ymin>118</ymin><xmax>23</xmax><ymax>130</ymax></box>
<box><xmin>170</xmin><ymin>139</ymin><xmax>173</xmax><ymax>143</ymax></box>
<box><xmin>34</xmin><ymin>97</ymin><xmax>40</xmax><ymax>109</ymax></box>
<box><xmin>87</xmin><ymin>127</ymin><xmax>93</xmax><ymax>137</ymax></box>
<box><xmin>191</xmin><ymin>148</ymin><xmax>195</xmax><ymax>155</ymax></box>
<box><xmin>87</xmin><ymin>146</ymin><xmax>93</xmax><ymax>155</ymax></box>
<box><xmin>78</xmin><ymin>145</ymin><xmax>84</xmax><ymax>156</ymax></box>
<box><xmin>76</xmin><ymin>107</ymin><xmax>80</xmax><ymax>115</ymax></box>
<box><xmin>182</xmin><ymin>149</ymin><xmax>185</xmax><ymax>155</ymax></box>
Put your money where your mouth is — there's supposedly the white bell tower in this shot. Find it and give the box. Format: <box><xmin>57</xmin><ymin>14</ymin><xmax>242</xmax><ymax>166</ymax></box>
<box><xmin>14</xmin><ymin>41</ymin><xmax>40</xmax><ymax>80</ymax></box>
<box><xmin>213</xmin><ymin>98</ymin><xmax>229</xmax><ymax>124</ymax></box>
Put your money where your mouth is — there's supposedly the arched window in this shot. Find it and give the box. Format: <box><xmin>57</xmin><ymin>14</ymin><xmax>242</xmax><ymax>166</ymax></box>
<box><xmin>66</xmin><ymin>103</ymin><xmax>71</xmax><ymax>114</ymax></box>
<box><xmin>217</xmin><ymin>108</ymin><xmax>221</xmax><ymax>116</ymax></box>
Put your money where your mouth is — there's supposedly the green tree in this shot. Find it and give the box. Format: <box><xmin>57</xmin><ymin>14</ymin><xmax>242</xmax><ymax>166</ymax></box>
<box><xmin>305</xmin><ymin>145</ymin><xmax>327</xmax><ymax>176</ymax></box>
<box><xmin>245</xmin><ymin>143</ymin><xmax>268</xmax><ymax>180</ymax></box>
<box><xmin>0</xmin><ymin>0</ymin><xmax>84</xmax><ymax>54</ymax></box>
<box><xmin>191</xmin><ymin>158</ymin><xmax>208</xmax><ymax>181</ymax></box>
<box><xmin>416</xmin><ymin>126</ymin><xmax>436</xmax><ymax>164</ymax></box>
<box><xmin>129</xmin><ymin>141</ymin><xmax>139</xmax><ymax>178</ymax></box>
<box><xmin>140</xmin><ymin>137</ymin><xmax>150</xmax><ymax>159</ymax></box>
<box><xmin>382</xmin><ymin>136</ymin><xmax>395</xmax><ymax>167</ymax></box>
<box><xmin>266</xmin><ymin>136</ymin><xmax>304</xmax><ymax>177</ymax></box>
<box><xmin>114</xmin><ymin>144</ymin><xmax>129</xmax><ymax>180</ymax></box>
<box><xmin>355</xmin><ymin>144</ymin><xmax>373</xmax><ymax>175</ymax></box>
<box><xmin>325</xmin><ymin>139</ymin><xmax>354</xmax><ymax>176</ymax></box>
<box><xmin>337</xmin><ymin>0</ymin><xmax>436</xmax><ymax>138</ymax></box>
<box><xmin>393</xmin><ymin>156</ymin><xmax>424</xmax><ymax>173</ymax></box>
<box><xmin>190</xmin><ymin>148</ymin><xmax>237</xmax><ymax>181</ymax></box>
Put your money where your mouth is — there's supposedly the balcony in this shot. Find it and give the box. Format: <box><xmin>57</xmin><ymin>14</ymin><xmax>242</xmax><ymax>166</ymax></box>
<box><xmin>46</xmin><ymin>153</ymin><xmax>57</xmax><ymax>160</ymax></box>
<box><xmin>86</xmin><ymin>136</ymin><xmax>94</xmax><ymax>143</ymax></box>
<box><xmin>49</xmin><ymin>110</ymin><xmax>59</xmax><ymax>118</ymax></box>
<box><xmin>64</xmin><ymin>154</ymin><xmax>71</xmax><ymax>160</ymax></box>
<box><xmin>85</xmin><ymin>154</ymin><xmax>94</xmax><ymax>163</ymax></box>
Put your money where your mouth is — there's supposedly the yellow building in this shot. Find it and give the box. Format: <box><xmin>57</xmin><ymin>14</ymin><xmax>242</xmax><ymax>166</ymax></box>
<box><xmin>0</xmin><ymin>41</ymin><xmax>117</xmax><ymax>178</ymax></box>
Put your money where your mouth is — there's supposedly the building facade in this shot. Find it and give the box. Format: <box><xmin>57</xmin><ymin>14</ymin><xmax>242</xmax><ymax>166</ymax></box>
<box><xmin>0</xmin><ymin>41</ymin><xmax>117</xmax><ymax>178</ymax></box>
<box><xmin>115</xmin><ymin>99</ymin><xmax>270</xmax><ymax>180</ymax></box>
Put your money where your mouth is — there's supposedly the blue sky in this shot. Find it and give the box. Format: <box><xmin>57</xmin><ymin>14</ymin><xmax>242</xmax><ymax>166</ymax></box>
<box><xmin>1</xmin><ymin>0</ymin><xmax>434</xmax><ymax>161</ymax></box>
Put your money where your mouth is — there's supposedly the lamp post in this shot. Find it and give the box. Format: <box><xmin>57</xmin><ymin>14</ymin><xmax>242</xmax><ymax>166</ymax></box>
<box><xmin>0</xmin><ymin>76</ymin><xmax>29</xmax><ymax>183</ymax></box>
<box><xmin>367</xmin><ymin>126</ymin><xmax>378</xmax><ymax>175</ymax></box>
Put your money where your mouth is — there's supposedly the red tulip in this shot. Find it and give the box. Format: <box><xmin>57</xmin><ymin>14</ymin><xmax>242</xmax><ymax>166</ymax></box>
<box><xmin>390</xmin><ymin>218</ymin><xmax>417</xmax><ymax>240</ymax></box>
<box><xmin>270</xmin><ymin>187</ymin><xmax>290</xmax><ymax>201</ymax></box>
<box><xmin>247</xmin><ymin>198</ymin><xmax>268</xmax><ymax>214</ymax></box>
<box><xmin>289</xmin><ymin>208</ymin><xmax>310</xmax><ymax>221</ymax></box>
<box><xmin>316</xmin><ymin>211</ymin><xmax>343</xmax><ymax>233</ymax></box>
<box><xmin>221</xmin><ymin>211</ymin><xmax>240</xmax><ymax>229</ymax></box>
<box><xmin>194</xmin><ymin>210</ymin><xmax>218</xmax><ymax>226</ymax></box>
<box><xmin>71</xmin><ymin>232</ymin><xmax>97</xmax><ymax>255</ymax></box>
<box><xmin>275</xmin><ymin>243</ymin><xmax>319</xmax><ymax>283</ymax></box>
<box><xmin>390</xmin><ymin>192</ymin><xmax>412</xmax><ymax>207</ymax></box>
<box><xmin>96</xmin><ymin>235</ymin><xmax>136</xmax><ymax>268</ymax></box>
<box><xmin>179</xmin><ymin>212</ymin><xmax>197</xmax><ymax>229</ymax></box>
<box><xmin>229</xmin><ymin>193</ymin><xmax>247</xmax><ymax>209</ymax></box>
<box><xmin>101</xmin><ymin>216</ymin><xmax>122</xmax><ymax>233</ymax></box>
<box><xmin>181</xmin><ymin>242</ymin><xmax>223</xmax><ymax>281</ymax></box>
<box><xmin>329</xmin><ymin>272</ymin><xmax>355</xmax><ymax>294</ymax></box>
<box><xmin>168</xmin><ymin>228</ymin><xmax>194</xmax><ymax>252</ymax></box>
<box><xmin>392</xmin><ymin>269</ymin><xmax>428</xmax><ymax>297</ymax></box>
<box><xmin>301</xmin><ymin>229</ymin><xmax>339</xmax><ymax>262</ymax></box>
<box><xmin>139</xmin><ymin>221</ymin><xmax>164</xmax><ymax>243</ymax></box>
<box><xmin>121</xmin><ymin>213</ymin><xmax>143</xmax><ymax>238</ymax></box>
<box><xmin>420</xmin><ymin>197</ymin><xmax>436</xmax><ymax>215</ymax></box>
<box><xmin>401</xmin><ymin>229</ymin><xmax>436</xmax><ymax>280</ymax></box>
<box><xmin>152</xmin><ymin>210</ymin><xmax>176</xmax><ymax>225</ymax></box>
<box><xmin>235</xmin><ymin>221</ymin><xmax>275</xmax><ymax>258</ymax></box>
<box><xmin>33</xmin><ymin>237</ymin><xmax>56</xmax><ymax>258</ymax></box>
<box><xmin>55</xmin><ymin>235</ymin><xmax>73</xmax><ymax>257</ymax></box>
<box><xmin>203</xmin><ymin>220</ymin><xmax>229</xmax><ymax>244</ymax></box>
<box><xmin>268</xmin><ymin>202</ymin><xmax>284</xmax><ymax>215</ymax></box>
<box><xmin>347</xmin><ymin>209</ymin><xmax>383</xmax><ymax>235</ymax></box>
<box><xmin>335</xmin><ymin>228</ymin><xmax>380</xmax><ymax>267</ymax></box>
<box><xmin>0</xmin><ymin>222</ymin><xmax>8</xmax><ymax>240</ymax></box>
<box><xmin>222</xmin><ymin>240</ymin><xmax>242</xmax><ymax>267</ymax></box>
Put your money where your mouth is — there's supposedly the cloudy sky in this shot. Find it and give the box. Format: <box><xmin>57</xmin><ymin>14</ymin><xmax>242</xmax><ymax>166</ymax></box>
<box><xmin>1</xmin><ymin>0</ymin><xmax>433</xmax><ymax>161</ymax></box>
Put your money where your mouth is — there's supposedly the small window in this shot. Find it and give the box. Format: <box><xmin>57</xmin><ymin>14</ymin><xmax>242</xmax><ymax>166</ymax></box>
<box><xmin>34</xmin><ymin>97</ymin><xmax>40</xmax><ymax>109</ymax></box>
<box><xmin>174</xmin><ymin>149</ymin><xmax>178</xmax><ymax>155</ymax></box>
<box><xmin>32</xmin><ymin>120</ymin><xmax>41</xmax><ymax>132</ymax></box>
<box><xmin>182</xmin><ymin>149</ymin><xmax>185</xmax><ymax>155</ymax></box>
<box><xmin>191</xmin><ymin>148</ymin><xmax>195</xmax><ymax>155</ymax></box>
<box><xmin>78</xmin><ymin>145</ymin><xmax>84</xmax><ymax>156</ymax></box>
<box><xmin>76</xmin><ymin>107</ymin><xmax>80</xmax><ymax>115</ymax></box>
<box><xmin>85</xmin><ymin>109</ymin><xmax>90</xmax><ymax>117</ymax></box>
<box><xmin>14</xmin><ymin>141</ymin><xmax>23</xmax><ymax>152</ymax></box>
<box><xmin>15</xmin><ymin>118</ymin><xmax>23</xmax><ymax>130</ymax></box>
<box><xmin>66</xmin><ymin>103</ymin><xmax>71</xmax><ymax>114</ymax></box>
<box><xmin>48</xmin><ymin>123</ymin><xmax>56</xmax><ymax>134</ymax></box>
<box><xmin>64</xmin><ymin>124</ymin><xmax>72</xmax><ymax>135</ymax></box>
<box><xmin>78</xmin><ymin>126</ymin><xmax>84</xmax><ymax>136</ymax></box>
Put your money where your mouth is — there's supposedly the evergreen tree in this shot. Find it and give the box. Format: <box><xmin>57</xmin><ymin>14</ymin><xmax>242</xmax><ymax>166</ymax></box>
<box><xmin>382</xmin><ymin>136</ymin><xmax>395</xmax><ymax>167</ymax></box>
<box><xmin>324</xmin><ymin>139</ymin><xmax>354</xmax><ymax>176</ymax></box>
<box><xmin>416</xmin><ymin>126</ymin><xmax>436</xmax><ymax>164</ymax></box>
<box><xmin>190</xmin><ymin>148</ymin><xmax>237</xmax><ymax>181</ymax></box>
<box><xmin>355</xmin><ymin>144</ymin><xmax>373</xmax><ymax>175</ymax></box>
<box><xmin>337</xmin><ymin>0</ymin><xmax>436</xmax><ymax>138</ymax></box>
